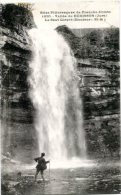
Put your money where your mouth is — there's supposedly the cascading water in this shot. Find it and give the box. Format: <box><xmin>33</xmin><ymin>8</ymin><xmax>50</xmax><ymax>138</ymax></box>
<box><xmin>28</xmin><ymin>26</ymin><xmax>86</xmax><ymax>162</ymax></box>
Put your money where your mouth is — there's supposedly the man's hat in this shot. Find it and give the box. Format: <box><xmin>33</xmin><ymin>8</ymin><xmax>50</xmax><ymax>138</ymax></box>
<box><xmin>41</xmin><ymin>152</ymin><xmax>45</xmax><ymax>156</ymax></box>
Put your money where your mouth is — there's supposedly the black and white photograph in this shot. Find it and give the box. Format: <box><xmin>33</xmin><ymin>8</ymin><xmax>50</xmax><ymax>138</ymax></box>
<box><xmin>0</xmin><ymin>1</ymin><xmax>120</xmax><ymax>194</ymax></box>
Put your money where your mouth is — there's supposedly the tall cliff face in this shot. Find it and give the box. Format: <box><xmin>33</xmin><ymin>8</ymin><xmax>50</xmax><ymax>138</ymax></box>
<box><xmin>1</xmin><ymin>4</ymin><xmax>38</xmax><ymax>163</ymax></box>
<box><xmin>1</xmin><ymin>4</ymin><xmax>34</xmax><ymax>105</ymax></box>
<box><xmin>1</xmin><ymin>4</ymin><xmax>120</xmax><ymax>163</ymax></box>
<box><xmin>57</xmin><ymin>26</ymin><xmax>120</xmax><ymax>158</ymax></box>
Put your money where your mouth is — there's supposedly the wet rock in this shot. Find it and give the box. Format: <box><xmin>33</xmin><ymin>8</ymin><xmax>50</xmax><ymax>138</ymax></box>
<box><xmin>9</xmin><ymin>181</ymin><xmax>20</xmax><ymax>187</ymax></box>
<box><xmin>1</xmin><ymin>181</ymin><xmax>9</xmax><ymax>192</ymax></box>
<box><xmin>17</xmin><ymin>172</ymin><xmax>22</xmax><ymax>179</ymax></box>
<box><xmin>2</xmin><ymin>173</ymin><xmax>11</xmax><ymax>180</ymax></box>
<box><xmin>8</xmin><ymin>188</ymin><xmax>16</xmax><ymax>195</ymax></box>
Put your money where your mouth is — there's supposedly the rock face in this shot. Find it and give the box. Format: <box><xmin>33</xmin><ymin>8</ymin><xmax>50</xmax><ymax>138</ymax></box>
<box><xmin>1</xmin><ymin>4</ymin><xmax>120</xmax><ymax>163</ymax></box>
<box><xmin>1</xmin><ymin>4</ymin><xmax>33</xmax><ymax>102</ymax></box>
<box><xmin>57</xmin><ymin>26</ymin><xmax>120</xmax><ymax>158</ymax></box>
<box><xmin>1</xmin><ymin>4</ymin><xmax>38</xmax><ymax>163</ymax></box>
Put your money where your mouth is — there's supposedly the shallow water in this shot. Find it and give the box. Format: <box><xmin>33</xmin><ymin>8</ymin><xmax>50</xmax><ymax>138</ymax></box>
<box><xmin>3</xmin><ymin>162</ymin><xmax>120</xmax><ymax>194</ymax></box>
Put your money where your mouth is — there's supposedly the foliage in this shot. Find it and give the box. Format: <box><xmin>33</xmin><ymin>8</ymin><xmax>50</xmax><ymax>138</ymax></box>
<box><xmin>57</xmin><ymin>26</ymin><xmax>119</xmax><ymax>61</ymax></box>
<box><xmin>2</xmin><ymin>4</ymin><xmax>35</xmax><ymax>29</ymax></box>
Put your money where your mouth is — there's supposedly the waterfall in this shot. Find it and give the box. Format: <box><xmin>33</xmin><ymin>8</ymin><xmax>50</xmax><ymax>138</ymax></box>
<box><xmin>28</xmin><ymin>27</ymin><xmax>86</xmax><ymax>161</ymax></box>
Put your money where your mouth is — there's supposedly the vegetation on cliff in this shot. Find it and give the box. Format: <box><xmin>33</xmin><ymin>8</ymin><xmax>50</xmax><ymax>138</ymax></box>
<box><xmin>1</xmin><ymin>4</ymin><xmax>35</xmax><ymax>29</ymax></box>
<box><xmin>57</xmin><ymin>25</ymin><xmax>119</xmax><ymax>61</ymax></box>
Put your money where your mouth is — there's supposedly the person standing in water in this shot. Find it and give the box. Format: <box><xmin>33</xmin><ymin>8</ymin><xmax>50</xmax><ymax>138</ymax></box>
<box><xmin>34</xmin><ymin>153</ymin><xmax>50</xmax><ymax>181</ymax></box>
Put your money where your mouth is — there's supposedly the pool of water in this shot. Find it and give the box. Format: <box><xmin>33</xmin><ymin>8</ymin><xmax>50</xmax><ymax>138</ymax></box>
<box><xmin>3</xmin><ymin>161</ymin><xmax>120</xmax><ymax>194</ymax></box>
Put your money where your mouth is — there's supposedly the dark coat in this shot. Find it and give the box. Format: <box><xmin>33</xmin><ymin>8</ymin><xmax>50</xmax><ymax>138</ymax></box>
<box><xmin>34</xmin><ymin>157</ymin><xmax>49</xmax><ymax>171</ymax></box>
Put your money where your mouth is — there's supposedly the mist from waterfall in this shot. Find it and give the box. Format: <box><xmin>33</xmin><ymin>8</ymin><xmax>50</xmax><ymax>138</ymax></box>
<box><xmin>28</xmin><ymin>26</ymin><xmax>86</xmax><ymax>161</ymax></box>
